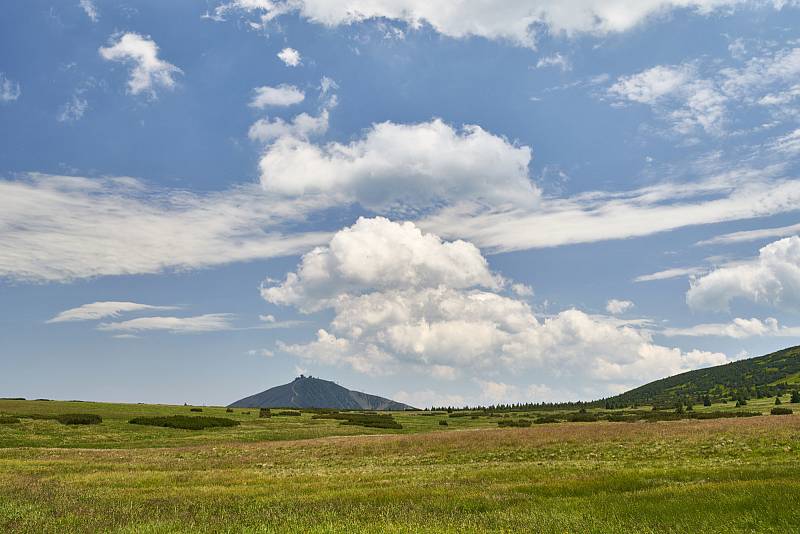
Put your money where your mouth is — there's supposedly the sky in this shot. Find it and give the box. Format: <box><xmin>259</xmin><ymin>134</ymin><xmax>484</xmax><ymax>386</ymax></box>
<box><xmin>2</xmin><ymin>0</ymin><xmax>800</xmax><ymax>408</ymax></box>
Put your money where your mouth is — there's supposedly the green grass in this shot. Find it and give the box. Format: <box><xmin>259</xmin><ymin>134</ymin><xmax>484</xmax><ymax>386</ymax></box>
<box><xmin>2</xmin><ymin>399</ymin><xmax>800</xmax><ymax>532</ymax></box>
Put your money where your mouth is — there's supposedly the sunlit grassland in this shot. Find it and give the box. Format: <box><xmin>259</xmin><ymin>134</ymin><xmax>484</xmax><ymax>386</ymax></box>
<box><xmin>1</xmin><ymin>399</ymin><xmax>800</xmax><ymax>532</ymax></box>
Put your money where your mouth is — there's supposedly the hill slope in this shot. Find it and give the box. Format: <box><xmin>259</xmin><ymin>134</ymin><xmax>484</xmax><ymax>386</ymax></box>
<box><xmin>603</xmin><ymin>344</ymin><xmax>800</xmax><ymax>407</ymax></box>
<box><xmin>229</xmin><ymin>376</ymin><xmax>415</xmax><ymax>410</ymax></box>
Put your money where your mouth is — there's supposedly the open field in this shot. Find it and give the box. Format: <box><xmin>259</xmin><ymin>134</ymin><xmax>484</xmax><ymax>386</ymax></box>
<box><xmin>2</xmin><ymin>399</ymin><xmax>800</xmax><ymax>533</ymax></box>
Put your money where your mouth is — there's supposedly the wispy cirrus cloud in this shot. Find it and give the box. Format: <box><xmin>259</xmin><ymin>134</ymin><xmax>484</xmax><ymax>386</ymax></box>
<box><xmin>47</xmin><ymin>301</ymin><xmax>179</xmax><ymax>323</ymax></box>
<box><xmin>98</xmin><ymin>314</ymin><xmax>235</xmax><ymax>333</ymax></box>
<box><xmin>0</xmin><ymin>173</ymin><xmax>330</xmax><ymax>282</ymax></box>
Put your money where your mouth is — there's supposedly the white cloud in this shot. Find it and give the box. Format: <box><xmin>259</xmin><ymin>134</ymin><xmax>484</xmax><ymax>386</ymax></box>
<box><xmin>634</xmin><ymin>266</ymin><xmax>705</xmax><ymax>282</ymax></box>
<box><xmin>392</xmin><ymin>389</ymin><xmax>466</xmax><ymax>408</ymax></box>
<box><xmin>536</xmin><ymin>53</ymin><xmax>571</xmax><ymax>71</ymax></box>
<box><xmin>247</xmin><ymin>348</ymin><xmax>275</xmax><ymax>357</ymax></box>
<box><xmin>696</xmin><ymin>222</ymin><xmax>800</xmax><ymax>246</ymax></box>
<box><xmin>420</xmin><ymin>169</ymin><xmax>800</xmax><ymax>253</ymax></box>
<box><xmin>660</xmin><ymin>316</ymin><xmax>800</xmax><ymax>338</ymax></box>
<box><xmin>687</xmin><ymin>235</ymin><xmax>800</xmax><ymax>312</ymax></box>
<box><xmin>511</xmin><ymin>283</ymin><xmax>534</xmax><ymax>297</ymax></box>
<box><xmin>249</xmin><ymin>84</ymin><xmax>305</xmax><ymax>108</ymax></box>
<box><xmin>215</xmin><ymin>1</ymin><xmax>787</xmax><ymax>48</ymax></box>
<box><xmin>249</xmin><ymin>110</ymin><xmax>329</xmax><ymax>143</ymax></box>
<box><xmin>278</xmin><ymin>329</ymin><xmax>393</xmax><ymax>375</ymax></box>
<box><xmin>277</xmin><ymin>47</ymin><xmax>301</xmax><ymax>67</ymax></box>
<box><xmin>606</xmin><ymin>299</ymin><xmax>634</xmax><ymax>314</ymax></box>
<box><xmin>0</xmin><ymin>73</ymin><xmax>21</xmax><ymax>102</ymax></box>
<box><xmin>267</xmin><ymin>217</ymin><xmax>728</xmax><ymax>395</ymax></box>
<box><xmin>98</xmin><ymin>314</ymin><xmax>235</xmax><ymax>333</ymax></box>
<box><xmin>608</xmin><ymin>64</ymin><xmax>692</xmax><ymax>104</ymax></box>
<box><xmin>257</xmin><ymin>118</ymin><xmax>537</xmax><ymax>212</ymax></box>
<box><xmin>47</xmin><ymin>301</ymin><xmax>179</xmax><ymax>323</ymax></box>
<box><xmin>99</xmin><ymin>33</ymin><xmax>182</xmax><ymax>96</ymax></box>
<box><xmin>259</xmin><ymin>314</ymin><xmax>276</xmax><ymax>323</ymax></box>
<box><xmin>607</xmin><ymin>45</ymin><xmax>800</xmax><ymax>136</ymax></box>
<box><xmin>0</xmin><ymin>173</ymin><xmax>330</xmax><ymax>282</ymax></box>
<box><xmin>262</xmin><ymin>216</ymin><xmax>500</xmax><ymax>312</ymax></box>
<box><xmin>79</xmin><ymin>0</ymin><xmax>99</xmax><ymax>22</ymax></box>
<box><xmin>57</xmin><ymin>95</ymin><xmax>88</xmax><ymax>122</ymax></box>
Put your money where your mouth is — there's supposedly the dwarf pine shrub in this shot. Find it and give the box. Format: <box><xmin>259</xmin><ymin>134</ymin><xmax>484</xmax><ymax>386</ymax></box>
<box><xmin>56</xmin><ymin>414</ymin><xmax>102</xmax><ymax>425</ymax></box>
<box><xmin>129</xmin><ymin>416</ymin><xmax>240</xmax><ymax>430</ymax></box>
<box><xmin>771</xmin><ymin>407</ymin><xmax>793</xmax><ymax>415</ymax></box>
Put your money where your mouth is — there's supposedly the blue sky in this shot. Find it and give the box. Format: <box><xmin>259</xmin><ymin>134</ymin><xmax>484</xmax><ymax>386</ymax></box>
<box><xmin>3</xmin><ymin>0</ymin><xmax>800</xmax><ymax>407</ymax></box>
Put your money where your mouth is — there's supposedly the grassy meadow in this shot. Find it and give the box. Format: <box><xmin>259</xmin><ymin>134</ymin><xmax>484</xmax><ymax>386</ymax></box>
<box><xmin>2</xmin><ymin>397</ymin><xmax>800</xmax><ymax>532</ymax></box>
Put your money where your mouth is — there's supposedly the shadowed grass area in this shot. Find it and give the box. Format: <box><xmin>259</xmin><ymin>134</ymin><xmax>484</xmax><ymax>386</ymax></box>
<box><xmin>2</xmin><ymin>399</ymin><xmax>800</xmax><ymax>532</ymax></box>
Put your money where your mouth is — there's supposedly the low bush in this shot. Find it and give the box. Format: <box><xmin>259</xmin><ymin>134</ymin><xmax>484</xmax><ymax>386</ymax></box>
<box><xmin>56</xmin><ymin>414</ymin><xmax>102</xmax><ymax>425</ymax></box>
<box><xmin>275</xmin><ymin>410</ymin><xmax>301</xmax><ymax>416</ymax></box>
<box><xmin>313</xmin><ymin>412</ymin><xmax>403</xmax><ymax>429</ymax></box>
<box><xmin>0</xmin><ymin>397</ymin><xmax>25</xmax><ymax>401</ymax></box>
<box><xmin>497</xmin><ymin>419</ymin><xmax>532</xmax><ymax>428</ymax></box>
<box><xmin>771</xmin><ymin>407</ymin><xmax>793</xmax><ymax>416</ymax></box>
<box><xmin>567</xmin><ymin>413</ymin><xmax>598</xmax><ymax>423</ymax></box>
<box><xmin>439</xmin><ymin>420</ymin><xmax>448</xmax><ymax>426</ymax></box>
<box><xmin>259</xmin><ymin>408</ymin><xmax>272</xmax><ymax>418</ymax></box>
<box><xmin>0</xmin><ymin>416</ymin><xmax>20</xmax><ymax>424</ymax></box>
<box><xmin>189</xmin><ymin>408</ymin><xmax>203</xmax><ymax>412</ymax></box>
<box><xmin>129</xmin><ymin>416</ymin><xmax>240</xmax><ymax>430</ymax></box>
<box><xmin>534</xmin><ymin>416</ymin><xmax>560</xmax><ymax>424</ymax></box>
<box><xmin>226</xmin><ymin>408</ymin><xmax>234</xmax><ymax>413</ymax></box>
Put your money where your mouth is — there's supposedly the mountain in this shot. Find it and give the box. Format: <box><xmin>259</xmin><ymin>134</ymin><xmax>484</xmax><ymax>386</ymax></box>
<box><xmin>229</xmin><ymin>376</ymin><xmax>415</xmax><ymax>410</ymax></box>
<box><xmin>602</xmin><ymin>344</ymin><xmax>800</xmax><ymax>407</ymax></box>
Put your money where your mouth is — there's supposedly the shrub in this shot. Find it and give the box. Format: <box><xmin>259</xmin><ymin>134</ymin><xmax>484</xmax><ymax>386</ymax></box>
<box><xmin>0</xmin><ymin>416</ymin><xmax>20</xmax><ymax>424</ymax></box>
<box><xmin>129</xmin><ymin>416</ymin><xmax>240</xmax><ymax>430</ymax></box>
<box><xmin>190</xmin><ymin>408</ymin><xmax>203</xmax><ymax>412</ymax></box>
<box><xmin>703</xmin><ymin>395</ymin><xmax>712</xmax><ymax>407</ymax></box>
<box><xmin>439</xmin><ymin>420</ymin><xmax>448</xmax><ymax>426</ymax></box>
<box><xmin>275</xmin><ymin>410</ymin><xmax>301</xmax><ymax>416</ymax></box>
<box><xmin>792</xmin><ymin>390</ymin><xmax>800</xmax><ymax>403</ymax></box>
<box><xmin>259</xmin><ymin>408</ymin><xmax>272</xmax><ymax>418</ymax></box>
<box><xmin>312</xmin><ymin>412</ymin><xmax>403</xmax><ymax>430</ymax></box>
<box><xmin>56</xmin><ymin>414</ymin><xmax>102</xmax><ymax>425</ymax></box>
<box><xmin>771</xmin><ymin>407</ymin><xmax>793</xmax><ymax>416</ymax></box>
<box><xmin>567</xmin><ymin>413</ymin><xmax>598</xmax><ymax>423</ymax></box>
<box><xmin>534</xmin><ymin>416</ymin><xmax>560</xmax><ymax>424</ymax></box>
<box><xmin>0</xmin><ymin>397</ymin><xmax>25</xmax><ymax>401</ymax></box>
<box><xmin>471</xmin><ymin>415</ymin><xmax>480</xmax><ymax>419</ymax></box>
<box><xmin>226</xmin><ymin>408</ymin><xmax>234</xmax><ymax>413</ymax></box>
<box><xmin>775</xmin><ymin>397</ymin><xmax>782</xmax><ymax>405</ymax></box>
<box><xmin>497</xmin><ymin>419</ymin><xmax>532</xmax><ymax>428</ymax></box>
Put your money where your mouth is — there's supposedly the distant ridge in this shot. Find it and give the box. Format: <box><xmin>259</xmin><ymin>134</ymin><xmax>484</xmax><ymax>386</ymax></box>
<box><xmin>229</xmin><ymin>376</ymin><xmax>415</xmax><ymax>410</ymax></box>
<box><xmin>601</xmin><ymin>344</ymin><xmax>800</xmax><ymax>407</ymax></box>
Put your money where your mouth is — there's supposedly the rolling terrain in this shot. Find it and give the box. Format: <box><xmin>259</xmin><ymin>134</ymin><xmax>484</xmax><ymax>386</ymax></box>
<box><xmin>599</xmin><ymin>344</ymin><xmax>800</xmax><ymax>408</ymax></box>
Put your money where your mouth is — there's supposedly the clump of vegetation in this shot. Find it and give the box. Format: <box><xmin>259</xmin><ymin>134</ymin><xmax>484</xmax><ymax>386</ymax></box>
<box><xmin>312</xmin><ymin>412</ymin><xmax>402</xmax><ymax>430</ymax></box>
<box><xmin>129</xmin><ymin>416</ymin><xmax>240</xmax><ymax>430</ymax></box>
<box><xmin>775</xmin><ymin>396</ymin><xmax>782</xmax><ymax>405</ymax></box>
<box><xmin>0</xmin><ymin>416</ymin><xmax>20</xmax><ymax>424</ymax></box>
<box><xmin>0</xmin><ymin>397</ymin><xmax>25</xmax><ymax>401</ymax></box>
<box><xmin>792</xmin><ymin>390</ymin><xmax>800</xmax><ymax>403</ymax></box>
<box><xmin>497</xmin><ymin>419</ymin><xmax>532</xmax><ymax>428</ymax></box>
<box><xmin>275</xmin><ymin>410</ymin><xmax>301</xmax><ymax>416</ymax></box>
<box><xmin>771</xmin><ymin>407</ymin><xmax>793</xmax><ymax>416</ymax></box>
<box><xmin>259</xmin><ymin>408</ymin><xmax>272</xmax><ymax>418</ymax></box>
<box><xmin>534</xmin><ymin>416</ymin><xmax>560</xmax><ymax>424</ymax></box>
<box><xmin>439</xmin><ymin>420</ymin><xmax>448</xmax><ymax>426</ymax></box>
<box><xmin>226</xmin><ymin>408</ymin><xmax>234</xmax><ymax>413</ymax></box>
<box><xmin>567</xmin><ymin>412</ymin><xmax>598</xmax><ymax>423</ymax></box>
<box><xmin>190</xmin><ymin>408</ymin><xmax>203</xmax><ymax>412</ymax></box>
<box><xmin>56</xmin><ymin>414</ymin><xmax>102</xmax><ymax>425</ymax></box>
